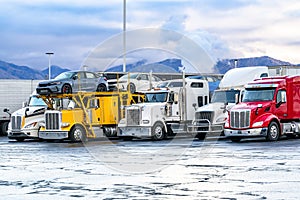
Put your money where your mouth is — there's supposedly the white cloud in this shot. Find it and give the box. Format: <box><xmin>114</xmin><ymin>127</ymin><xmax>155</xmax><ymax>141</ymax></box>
<box><xmin>1</xmin><ymin>0</ymin><xmax>300</xmax><ymax>71</ymax></box>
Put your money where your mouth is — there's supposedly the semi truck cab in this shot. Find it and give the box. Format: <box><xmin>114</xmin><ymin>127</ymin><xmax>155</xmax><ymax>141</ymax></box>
<box><xmin>224</xmin><ymin>76</ymin><xmax>300</xmax><ymax>142</ymax></box>
<box><xmin>7</xmin><ymin>94</ymin><xmax>47</xmax><ymax>141</ymax></box>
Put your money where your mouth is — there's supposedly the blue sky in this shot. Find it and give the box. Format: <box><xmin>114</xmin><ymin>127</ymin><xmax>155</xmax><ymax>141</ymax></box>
<box><xmin>1</xmin><ymin>0</ymin><xmax>300</xmax><ymax>71</ymax></box>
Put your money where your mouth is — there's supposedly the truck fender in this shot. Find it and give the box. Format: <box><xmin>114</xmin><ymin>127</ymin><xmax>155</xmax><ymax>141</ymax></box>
<box><xmin>154</xmin><ymin>120</ymin><xmax>168</xmax><ymax>133</ymax></box>
<box><xmin>253</xmin><ymin>113</ymin><xmax>281</xmax><ymax>133</ymax></box>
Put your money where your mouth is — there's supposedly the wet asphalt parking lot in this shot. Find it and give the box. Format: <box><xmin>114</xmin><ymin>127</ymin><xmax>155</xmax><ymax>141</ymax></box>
<box><xmin>1</xmin><ymin>135</ymin><xmax>300</xmax><ymax>200</ymax></box>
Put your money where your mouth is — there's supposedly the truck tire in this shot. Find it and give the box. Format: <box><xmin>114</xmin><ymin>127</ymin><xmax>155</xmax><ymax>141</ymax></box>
<box><xmin>1</xmin><ymin>122</ymin><xmax>8</xmax><ymax>136</ymax></box>
<box><xmin>230</xmin><ymin>137</ymin><xmax>241</xmax><ymax>142</ymax></box>
<box><xmin>196</xmin><ymin>133</ymin><xmax>206</xmax><ymax>140</ymax></box>
<box><xmin>266</xmin><ymin>121</ymin><xmax>280</xmax><ymax>141</ymax></box>
<box><xmin>152</xmin><ymin>122</ymin><xmax>165</xmax><ymax>141</ymax></box>
<box><xmin>69</xmin><ymin>125</ymin><xmax>86</xmax><ymax>142</ymax></box>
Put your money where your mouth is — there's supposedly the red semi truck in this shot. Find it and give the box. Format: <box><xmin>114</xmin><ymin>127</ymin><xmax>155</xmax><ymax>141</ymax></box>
<box><xmin>224</xmin><ymin>75</ymin><xmax>300</xmax><ymax>142</ymax></box>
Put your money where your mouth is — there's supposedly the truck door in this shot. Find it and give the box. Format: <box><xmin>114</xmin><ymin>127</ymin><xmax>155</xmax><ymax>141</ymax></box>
<box><xmin>274</xmin><ymin>89</ymin><xmax>287</xmax><ymax>119</ymax></box>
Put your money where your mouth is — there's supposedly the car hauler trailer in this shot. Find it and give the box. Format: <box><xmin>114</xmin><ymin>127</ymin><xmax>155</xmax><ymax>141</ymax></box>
<box><xmin>224</xmin><ymin>75</ymin><xmax>300</xmax><ymax>142</ymax></box>
<box><xmin>190</xmin><ymin>65</ymin><xmax>300</xmax><ymax>140</ymax></box>
<box><xmin>38</xmin><ymin>91</ymin><xmax>144</xmax><ymax>142</ymax></box>
<box><xmin>0</xmin><ymin>79</ymin><xmax>41</xmax><ymax>135</ymax></box>
<box><xmin>118</xmin><ymin>79</ymin><xmax>209</xmax><ymax>140</ymax></box>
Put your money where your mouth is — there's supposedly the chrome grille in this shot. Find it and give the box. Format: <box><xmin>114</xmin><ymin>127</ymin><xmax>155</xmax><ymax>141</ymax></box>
<box><xmin>230</xmin><ymin>110</ymin><xmax>250</xmax><ymax>128</ymax></box>
<box><xmin>195</xmin><ymin>111</ymin><xmax>214</xmax><ymax>122</ymax></box>
<box><xmin>126</xmin><ymin>108</ymin><xmax>140</xmax><ymax>125</ymax></box>
<box><xmin>45</xmin><ymin>112</ymin><xmax>61</xmax><ymax>130</ymax></box>
<box><xmin>11</xmin><ymin>116</ymin><xmax>22</xmax><ymax>130</ymax></box>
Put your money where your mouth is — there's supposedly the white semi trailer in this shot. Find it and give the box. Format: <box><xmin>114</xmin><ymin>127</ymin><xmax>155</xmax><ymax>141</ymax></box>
<box><xmin>118</xmin><ymin>79</ymin><xmax>209</xmax><ymax>140</ymax></box>
<box><xmin>0</xmin><ymin>80</ymin><xmax>41</xmax><ymax>135</ymax></box>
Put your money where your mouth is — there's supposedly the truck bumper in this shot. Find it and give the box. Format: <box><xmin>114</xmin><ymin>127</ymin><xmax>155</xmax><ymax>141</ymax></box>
<box><xmin>39</xmin><ymin>131</ymin><xmax>69</xmax><ymax>140</ymax></box>
<box><xmin>224</xmin><ymin>128</ymin><xmax>268</xmax><ymax>137</ymax></box>
<box><xmin>8</xmin><ymin>129</ymin><xmax>39</xmax><ymax>139</ymax></box>
<box><xmin>118</xmin><ymin>126</ymin><xmax>152</xmax><ymax>138</ymax></box>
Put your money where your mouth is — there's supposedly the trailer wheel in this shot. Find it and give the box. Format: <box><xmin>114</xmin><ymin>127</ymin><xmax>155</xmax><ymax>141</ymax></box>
<box><xmin>266</xmin><ymin>121</ymin><xmax>280</xmax><ymax>141</ymax></box>
<box><xmin>152</xmin><ymin>122</ymin><xmax>165</xmax><ymax>141</ymax></box>
<box><xmin>1</xmin><ymin>122</ymin><xmax>8</xmax><ymax>136</ymax></box>
<box><xmin>69</xmin><ymin>125</ymin><xmax>86</xmax><ymax>142</ymax></box>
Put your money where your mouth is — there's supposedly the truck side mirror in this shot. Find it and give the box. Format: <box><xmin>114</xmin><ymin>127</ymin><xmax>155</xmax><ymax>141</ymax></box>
<box><xmin>25</xmin><ymin>107</ymin><xmax>29</xmax><ymax>117</ymax></box>
<box><xmin>22</xmin><ymin>101</ymin><xmax>28</xmax><ymax>108</ymax></box>
<box><xmin>235</xmin><ymin>93</ymin><xmax>239</xmax><ymax>104</ymax></box>
<box><xmin>192</xmin><ymin>103</ymin><xmax>197</xmax><ymax>110</ymax></box>
<box><xmin>3</xmin><ymin>108</ymin><xmax>9</xmax><ymax>113</ymax></box>
<box><xmin>174</xmin><ymin>93</ymin><xmax>179</xmax><ymax>104</ymax></box>
<box><xmin>221</xmin><ymin>102</ymin><xmax>229</xmax><ymax>113</ymax></box>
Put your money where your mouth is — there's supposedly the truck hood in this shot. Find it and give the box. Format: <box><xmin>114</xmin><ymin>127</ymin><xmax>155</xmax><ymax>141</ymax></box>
<box><xmin>196</xmin><ymin>102</ymin><xmax>235</xmax><ymax>112</ymax></box>
<box><xmin>130</xmin><ymin>102</ymin><xmax>166</xmax><ymax>108</ymax></box>
<box><xmin>231</xmin><ymin>101</ymin><xmax>272</xmax><ymax>111</ymax></box>
<box><xmin>12</xmin><ymin>106</ymin><xmax>46</xmax><ymax>117</ymax></box>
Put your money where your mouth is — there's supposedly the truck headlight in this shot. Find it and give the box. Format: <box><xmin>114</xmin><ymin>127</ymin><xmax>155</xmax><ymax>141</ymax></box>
<box><xmin>39</xmin><ymin>122</ymin><xmax>45</xmax><ymax>127</ymax></box>
<box><xmin>253</xmin><ymin>121</ymin><xmax>263</xmax><ymax>127</ymax></box>
<box><xmin>216</xmin><ymin>117</ymin><xmax>227</xmax><ymax>123</ymax></box>
<box><xmin>61</xmin><ymin>122</ymin><xmax>70</xmax><ymax>128</ymax></box>
<box><xmin>142</xmin><ymin>120</ymin><xmax>150</xmax><ymax>124</ymax></box>
<box><xmin>24</xmin><ymin>122</ymin><xmax>38</xmax><ymax>129</ymax></box>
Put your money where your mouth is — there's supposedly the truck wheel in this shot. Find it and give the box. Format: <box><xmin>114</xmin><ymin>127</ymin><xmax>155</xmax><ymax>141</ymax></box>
<box><xmin>196</xmin><ymin>133</ymin><xmax>206</xmax><ymax>140</ymax></box>
<box><xmin>230</xmin><ymin>137</ymin><xmax>241</xmax><ymax>142</ymax></box>
<box><xmin>152</xmin><ymin>122</ymin><xmax>165</xmax><ymax>141</ymax></box>
<box><xmin>1</xmin><ymin>122</ymin><xmax>8</xmax><ymax>136</ymax></box>
<box><xmin>266</xmin><ymin>121</ymin><xmax>280</xmax><ymax>141</ymax></box>
<box><xmin>69</xmin><ymin>125</ymin><xmax>86</xmax><ymax>142</ymax></box>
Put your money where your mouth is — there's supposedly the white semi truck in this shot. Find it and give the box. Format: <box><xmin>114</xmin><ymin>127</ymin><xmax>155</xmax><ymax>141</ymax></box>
<box><xmin>7</xmin><ymin>92</ymin><xmax>47</xmax><ymax>141</ymax></box>
<box><xmin>0</xmin><ymin>80</ymin><xmax>41</xmax><ymax>136</ymax></box>
<box><xmin>191</xmin><ymin>65</ymin><xmax>300</xmax><ymax>140</ymax></box>
<box><xmin>118</xmin><ymin>79</ymin><xmax>209</xmax><ymax>140</ymax></box>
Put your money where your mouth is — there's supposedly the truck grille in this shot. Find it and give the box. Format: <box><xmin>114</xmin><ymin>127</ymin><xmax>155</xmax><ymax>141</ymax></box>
<box><xmin>45</xmin><ymin>112</ymin><xmax>61</xmax><ymax>130</ymax></box>
<box><xmin>126</xmin><ymin>108</ymin><xmax>140</xmax><ymax>125</ymax></box>
<box><xmin>195</xmin><ymin>111</ymin><xmax>214</xmax><ymax>122</ymax></box>
<box><xmin>230</xmin><ymin>110</ymin><xmax>250</xmax><ymax>128</ymax></box>
<box><xmin>11</xmin><ymin>116</ymin><xmax>22</xmax><ymax>130</ymax></box>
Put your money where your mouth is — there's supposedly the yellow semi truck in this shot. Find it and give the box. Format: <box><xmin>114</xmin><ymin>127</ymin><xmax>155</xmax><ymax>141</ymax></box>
<box><xmin>38</xmin><ymin>91</ymin><xmax>144</xmax><ymax>142</ymax></box>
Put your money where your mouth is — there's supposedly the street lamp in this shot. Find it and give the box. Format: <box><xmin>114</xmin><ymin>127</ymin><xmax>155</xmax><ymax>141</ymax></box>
<box><xmin>123</xmin><ymin>0</ymin><xmax>126</xmax><ymax>72</ymax></box>
<box><xmin>45</xmin><ymin>52</ymin><xmax>54</xmax><ymax>80</ymax></box>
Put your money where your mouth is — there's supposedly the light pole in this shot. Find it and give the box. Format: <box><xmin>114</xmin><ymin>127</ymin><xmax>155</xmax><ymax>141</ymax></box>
<box><xmin>46</xmin><ymin>52</ymin><xmax>54</xmax><ymax>80</ymax></box>
<box><xmin>123</xmin><ymin>0</ymin><xmax>126</xmax><ymax>72</ymax></box>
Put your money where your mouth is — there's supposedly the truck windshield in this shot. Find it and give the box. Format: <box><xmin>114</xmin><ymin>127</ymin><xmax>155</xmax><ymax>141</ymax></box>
<box><xmin>242</xmin><ymin>88</ymin><xmax>275</xmax><ymax>102</ymax></box>
<box><xmin>28</xmin><ymin>96</ymin><xmax>47</xmax><ymax>107</ymax></box>
<box><xmin>211</xmin><ymin>90</ymin><xmax>240</xmax><ymax>103</ymax></box>
<box><xmin>145</xmin><ymin>93</ymin><xmax>168</xmax><ymax>103</ymax></box>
